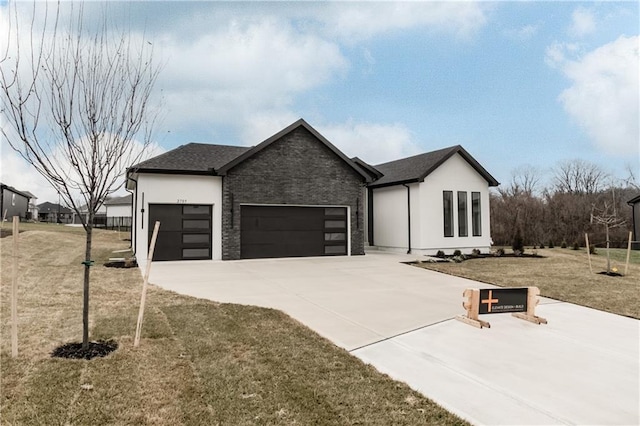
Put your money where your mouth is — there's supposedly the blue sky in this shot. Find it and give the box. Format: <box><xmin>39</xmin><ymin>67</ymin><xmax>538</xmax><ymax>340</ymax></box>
<box><xmin>1</xmin><ymin>1</ymin><xmax>638</xmax><ymax>203</ymax></box>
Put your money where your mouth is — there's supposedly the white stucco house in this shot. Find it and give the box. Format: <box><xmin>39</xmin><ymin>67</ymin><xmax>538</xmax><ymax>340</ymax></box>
<box><xmin>104</xmin><ymin>194</ymin><xmax>133</xmax><ymax>229</ymax></box>
<box><xmin>367</xmin><ymin>145</ymin><xmax>499</xmax><ymax>255</ymax></box>
<box><xmin>126</xmin><ymin>119</ymin><xmax>499</xmax><ymax>262</ymax></box>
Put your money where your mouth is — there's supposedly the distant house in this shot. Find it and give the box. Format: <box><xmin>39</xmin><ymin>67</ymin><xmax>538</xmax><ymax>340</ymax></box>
<box><xmin>104</xmin><ymin>194</ymin><xmax>132</xmax><ymax>229</ymax></box>
<box><xmin>126</xmin><ymin>119</ymin><xmax>499</xmax><ymax>262</ymax></box>
<box><xmin>23</xmin><ymin>191</ymin><xmax>38</xmax><ymax>220</ymax></box>
<box><xmin>37</xmin><ymin>202</ymin><xmax>74</xmax><ymax>223</ymax></box>
<box><xmin>629</xmin><ymin>194</ymin><xmax>640</xmax><ymax>250</ymax></box>
<box><xmin>368</xmin><ymin>146</ymin><xmax>499</xmax><ymax>255</ymax></box>
<box><xmin>1</xmin><ymin>183</ymin><xmax>31</xmax><ymax>221</ymax></box>
<box><xmin>74</xmin><ymin>200</ymin><xmax>107</xmax><ymax>226</ymax></box>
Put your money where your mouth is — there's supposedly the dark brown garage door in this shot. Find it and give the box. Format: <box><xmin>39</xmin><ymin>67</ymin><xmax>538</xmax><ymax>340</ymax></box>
<box><xmin>240</xmin><ymin>205</ymin><xmax>347</xmax><ymax>259</ymax></box>
<box><xmin>148</xmin><ymin>204</ymin><xmax>212</xmax><ymax>261</ymax></box>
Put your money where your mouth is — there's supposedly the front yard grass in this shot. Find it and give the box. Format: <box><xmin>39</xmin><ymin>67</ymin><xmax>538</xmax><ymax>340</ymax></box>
<box><xmin>415</xmin><ymin>247</ymin><xmax>640</xmax><ymax>319</ymax></box>
<box><xmin>1</xmin><ymin>227</ymin><xmax>467</xmax><ymax>425</ymax></box>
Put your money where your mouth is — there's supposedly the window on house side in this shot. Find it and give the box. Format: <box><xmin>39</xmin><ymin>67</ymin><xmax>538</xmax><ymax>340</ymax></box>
<box><xmin>472</xmin><ymin>192</ymin><xmax>482</xmax><ymax>236</ymax></box>
<box><xmin>458</xmin><ymin>191</ymin><xmax>468</xmax><ymax>237</ymax></box>
<box><xmin>443</xmin><ymin>191</ymin><xmax>453</xmax><ymax>237</ymax></box>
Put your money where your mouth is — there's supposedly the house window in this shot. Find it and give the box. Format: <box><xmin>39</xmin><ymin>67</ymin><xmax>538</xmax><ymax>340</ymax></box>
<box><xmin>443</xmin><ymin>191</ymin><xmax>453</xmax><ymax>237</ymax></box>
<box><xmin>472</xmin><ymin>192</ymin><xmax>481</xmax><ymax>236</ymax></box>
<box><xmin>458</xmin><ymin>191</ymin><xmax>468</xmax><ymax>237</ymax></box>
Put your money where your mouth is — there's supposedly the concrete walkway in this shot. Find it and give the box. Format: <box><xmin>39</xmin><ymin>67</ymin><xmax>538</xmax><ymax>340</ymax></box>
<box><xmin>147</xmin><ymin>252</ymin><xmax>639</xmax><ymax>425</ymax></box>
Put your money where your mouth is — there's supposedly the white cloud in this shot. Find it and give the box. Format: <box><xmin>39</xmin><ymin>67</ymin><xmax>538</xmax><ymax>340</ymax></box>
<box><xmin>157</xmin><ymin>18</ymin><xmax>348</xmax><ymax>133</ymax></box>
<box><xmin>550</xmin><ymin>35</ymin><xmax>639</xmax><ymax>158</ymax></box>
<box><xmin>318</xmin><ymin>120</ymin><xmax>421</xmax><ymax>164</ymax></box>
<box><xmin>320</xmin><ymin>2</ymin><xmax>487</xmax><ymax>43</ymax></box>
<box><xmin>569</xmin><ymin>7</ymin><xmax>596</xmax><ymax>38</ymax></box>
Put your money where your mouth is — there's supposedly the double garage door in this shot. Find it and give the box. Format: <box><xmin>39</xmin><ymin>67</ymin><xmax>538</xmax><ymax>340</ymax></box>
<box><xmin>241</xmin><ymin>205</ymin><xmax>348</xmax><ymax>259</ymax></box>
<box><xmin>149</xmin><ymin>204</ymin><xmax>347</xmax><ymax>261</ymax></box>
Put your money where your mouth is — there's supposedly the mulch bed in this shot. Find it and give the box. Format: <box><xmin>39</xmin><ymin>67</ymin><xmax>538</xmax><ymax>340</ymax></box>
<box><xmin>598</xmin><ymin>271</ymin><xmax>623</xmax><ymax>277</ymax></box>
<box><xmin>418</xmin><ymin>253</ymin><xmax>545</xmax><ymax>264</ymax></box>
<box><xmin>104</xmin><ymin>259</ymin><xmax>137</xmax><ymax>268</ymax></box>
<box><xmin>51</xmin><ymin>340</ymin><xmax>118</xmax><ymax>360</ymax></box>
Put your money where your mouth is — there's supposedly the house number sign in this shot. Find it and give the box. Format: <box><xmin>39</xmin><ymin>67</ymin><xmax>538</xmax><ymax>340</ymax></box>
<box><xmin>177</xmin><ymin>199</ymin><xmax>187</xmax><ymax>204</ymax></box>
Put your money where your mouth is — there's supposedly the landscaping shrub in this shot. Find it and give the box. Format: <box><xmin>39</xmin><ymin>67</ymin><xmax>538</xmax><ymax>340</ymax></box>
<box><xmin>561</xmin><ymin>240</ymin><xmax>567</xmax><ymax>249</ymax></box>
<box><xmin>539</xmin><ymin>243</ymin><xmax>545</xmax><ymax>249</ymax></box>
<box><xmin>512</xmin><ymin>228</ymin><xmax>525</xmax><ymax>255</ymax></box>
<box><xmin>436</xmin><ymin>250</ymin><xmax>445</xmax><ymax>258</ymax></box>
<box><xmin>572</xmin><ymin>241</ymin><xmax>580</xmax><ymax>250</ymax></box>
<box><xmin>495</xmin><ymin>248</ymin><xmax>505</xmax><ymax>257</ymax></box>
<box><xmin>548</xmin><ymin>240</ymin><xmax>555</xmax><ymax>248</ymax></box>
<box><xmin>589</xmin><ymin>244</ymin><xmax>597</xmax><ymax>255</ymax></box>
<box><xmin>453</xmin><ymin>249</ymin><xmax>462</xmax><ymax>257</ymax></box>
<box><xmin>471</xmin><ymin>248</ymin><xmax>481</xmax><ymax>256</ymax></box>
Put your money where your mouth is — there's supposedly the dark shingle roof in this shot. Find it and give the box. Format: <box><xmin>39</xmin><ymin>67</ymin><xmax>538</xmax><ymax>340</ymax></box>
<box><xmin>129</xmin><ymin>143</ymin><xmax>251</xmax><ymax>174</ymax></box>
<box><xmin>369</xmin><ymin>145</ymin><xmax>499</xmax><ymax>188</ymax></box>
<box><xmin>104</xmin><ymin>194</ymin><xmax>132</xmax><ymax>205</ymax></box>
<box><xmin>628</xmin><ymin>194</ymin><xmax>640</xmax><ymax>205</ymax></box>
<box><xmin>130</xmin><ymin>119</ymin><xmax>374</xmax><ymax>183</ymax></box>
<box><xmin>37</xmin><ymin>202</ymin><xmax>73</xmax><ymax>214</ymax></box>
<box><xmin>1</xmin><ymin>183</ymin><xmax>32</xmax><ymax>199</ymax></box>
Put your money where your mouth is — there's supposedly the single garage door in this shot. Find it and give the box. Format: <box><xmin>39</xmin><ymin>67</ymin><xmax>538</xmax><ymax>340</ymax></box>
<box><xmin>148</xmin><ymin>204</ymin><xmax>212</xmax><ymax>261</ymax></box>
<box><xmin>241</xmin><ymin>205</ymin><xmax>347</xmax><ymax>259</ymax></box>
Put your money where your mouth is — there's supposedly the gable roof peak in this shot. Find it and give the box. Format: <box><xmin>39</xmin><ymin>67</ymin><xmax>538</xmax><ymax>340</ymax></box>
<box><xmin>370</xmin><ymin>144</ymin><xmax>499</xmax><ymax>188</ymax></box>
<box><xmin>216</xmin><ymin>118</ymin><xmax>374</xmax><ymax>182</ymax></box>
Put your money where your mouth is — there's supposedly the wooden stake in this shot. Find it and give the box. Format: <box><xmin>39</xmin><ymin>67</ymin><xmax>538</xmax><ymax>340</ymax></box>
<box><xmin>1</xmin><ymin>209</ymin><xmax>7</xmax><ymax>228</ymax></box>
<box><xmin>512</xmin><ymin>286</ymin><xmax>547</xmax><ymax>325</ymax></box>
<box><xmin>134</xmin><ymin>221</ymin><xmax>160</xmax><ymax>347</ymax></box>
<box><xmin>11</xmin><ymin>217</ymin><xmax>19</xmax><ymax>357</ymax></box>
<box><xmin>585</xmin><ymin>233</ymin><xmax>593</xmax><ymax>274</ymax></box>
<box><xmin>624</xmin><ymin>230</ymin><xmax>632</xmax><ymax>276</ymax></box>
<box><xmin>456</xmin><ymin>288</ymin><xmax>490</xmax><ymax>328</ymax></box>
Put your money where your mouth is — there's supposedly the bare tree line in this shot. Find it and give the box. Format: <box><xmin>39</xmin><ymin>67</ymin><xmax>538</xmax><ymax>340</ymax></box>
<box><xmin>491</xmin><ymin>160</ymin><xmax>638</xmax><ymax>249</ymax></box>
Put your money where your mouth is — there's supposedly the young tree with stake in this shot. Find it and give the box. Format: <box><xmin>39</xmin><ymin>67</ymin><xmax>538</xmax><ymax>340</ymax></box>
<box><xmin>1</xmin><ymin>2</ymin><xmax>160</xmax><ymax>349</ymax></box>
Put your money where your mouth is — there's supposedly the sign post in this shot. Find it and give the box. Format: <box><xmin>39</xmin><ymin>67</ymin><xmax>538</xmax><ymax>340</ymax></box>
<box><xmin>457</xmin><ymin>286</ymin><xmax>547</xmax><ymax>328</ymax></box>
<box><xmin>134</xmin><ymin>221</ymin><xmax>160</xmax><ymax>347</ymax></box>
<box><xmin>11</xmin><ymin>217</ymin><xmax>19</xmax><ymax>357</ymax></box>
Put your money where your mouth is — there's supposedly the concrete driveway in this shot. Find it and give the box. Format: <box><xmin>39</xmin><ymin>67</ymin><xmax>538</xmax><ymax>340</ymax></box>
<box><xmin>148</xmin><ymin>252</ymin><xmax>639</xmax><ymax>425</ymax></box>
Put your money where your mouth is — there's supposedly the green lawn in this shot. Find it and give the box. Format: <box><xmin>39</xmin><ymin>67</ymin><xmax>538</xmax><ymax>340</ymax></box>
<box><xmin>416</xmin><ymin>247</ymin><xmax>640</xmax><ymax>319</ymax></box>
<box><xmin>1</xmin><ymin>227</ymin><xmax>467</xmax><ymax>425</ymax></box>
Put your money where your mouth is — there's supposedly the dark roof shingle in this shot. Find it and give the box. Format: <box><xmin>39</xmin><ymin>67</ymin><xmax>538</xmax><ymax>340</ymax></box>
<box><xmin>369</xmin><ymin>145</ymin><xmax>499</xmax><ymax>188</ymax></box>
<box><xmin>130</xmin><ymin>143</ymin><xmax>251</xmax><ymax>174</ymax></box>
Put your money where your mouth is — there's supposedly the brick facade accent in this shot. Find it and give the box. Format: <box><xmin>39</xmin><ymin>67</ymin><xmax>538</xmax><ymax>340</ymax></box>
<box><xmin>222</xmin><ymin>127</ymin><xmax>365</xmax><ymax>260</ymax></box>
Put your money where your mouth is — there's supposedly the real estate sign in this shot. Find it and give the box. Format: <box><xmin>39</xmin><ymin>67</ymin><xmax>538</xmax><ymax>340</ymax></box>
<box><xmin>478</xmin><ymin>288</ymin><xmax>528</xmax><ymax>314</ymax></box>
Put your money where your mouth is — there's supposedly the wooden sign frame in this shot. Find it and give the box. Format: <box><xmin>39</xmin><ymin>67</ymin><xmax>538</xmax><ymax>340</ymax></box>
<box><xmin>456</xmin><ymin>286</ymin><xmax>547</xmax><ymax>328</ymax></box>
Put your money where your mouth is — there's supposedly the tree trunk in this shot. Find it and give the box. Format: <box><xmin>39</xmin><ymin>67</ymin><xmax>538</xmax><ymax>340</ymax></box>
<box><xmin>605</xmin><ymin>224</ymin><xmax>611</xmax><ymax>274</ymax></box>
<box><xmin>82</xmin><ymin>215</ymin><xmax>93</xmax><ymax>348</ymax></box>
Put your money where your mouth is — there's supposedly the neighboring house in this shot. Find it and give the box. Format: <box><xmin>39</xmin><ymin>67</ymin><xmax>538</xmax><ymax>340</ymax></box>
<box><xmin>368</xmin><ymin>146</ymin><xmax>499</xmax><ymax>255</ymax></box>
<box><xmin>23</xmin><ymin>191</ymin><xmax>38</xmax><ymax>220</ymax></box>
<box><xmin>104</xmin><ymin>194</ymin><xmax>132</xmax><ymax>229</ymax></box>
<box><xmin>0</xmin><ymin>183</ymin><xmax>31</xmax><ymax>221</ymax></box>
<box><xmin>75</xmin><ymin>201</ymin><xmax>107</xmax><ymax>226</ymax></box>
<box><xmin>37</xmin><ymin>202</ymin><xmax>74</xmax><ymax>223</ymax></box>
<box><xmin>127</xmin><ymin>119</ymin><xmax>498</xmax><ymax>262</ymax></box>
<box><xmin>628</xmin><ymin>194</ymin><xmax>640</xmax><ymax>250</ymax></box>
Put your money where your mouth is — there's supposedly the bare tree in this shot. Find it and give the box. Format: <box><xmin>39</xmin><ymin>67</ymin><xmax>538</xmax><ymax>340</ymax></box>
<box><xmin>553</xmin><ymin>159</ymin><xmax>609</xmax><ymax>195</ymax></box>
<box><xmin>591</xmin><ymin>190</ymin><xmax>626</xmax><ymax>274</ymax></box>
<box><xmin>1</xmin><ymin>3</ymin><xmax>160</xmax><ymax>348</ymax></box>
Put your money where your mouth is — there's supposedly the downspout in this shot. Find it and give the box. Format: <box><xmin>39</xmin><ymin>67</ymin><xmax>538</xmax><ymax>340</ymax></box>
<box><xmin>402</xmin><ymin>184</ymin><xmax>411</xmax><ymax>254</ymax></box>
<box><xmin>630</xmin><ymin>200</ymin><xmax>637</xmax><ymax>246</ymax></box>
<box><xmin>125</xmin><ymin>174</ymin><xmax>137</xmax><ymax>254</ymax></box>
